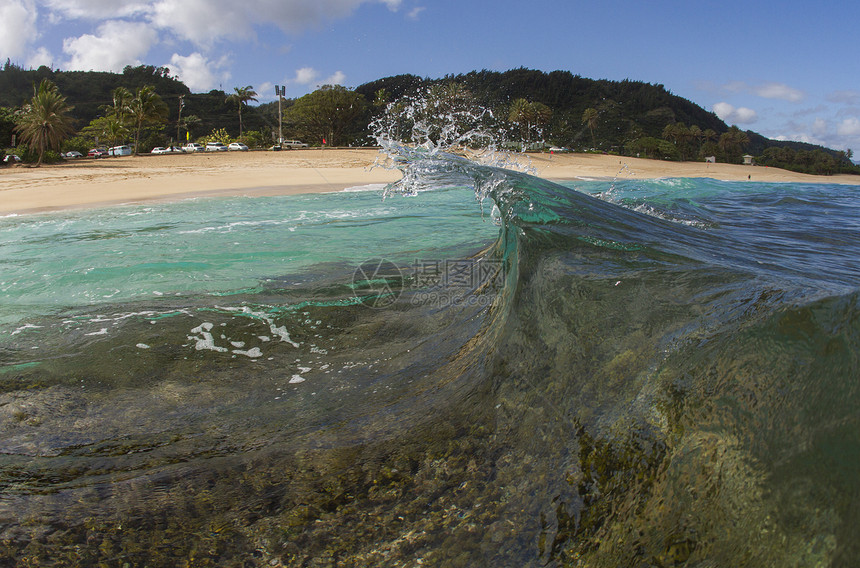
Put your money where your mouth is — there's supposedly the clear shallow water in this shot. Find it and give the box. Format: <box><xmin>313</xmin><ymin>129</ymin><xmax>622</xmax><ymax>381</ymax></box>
<box><xmin>1</xmin><ymin>161</ymin><xmax>859</xmax><ymax>567</ymax></box>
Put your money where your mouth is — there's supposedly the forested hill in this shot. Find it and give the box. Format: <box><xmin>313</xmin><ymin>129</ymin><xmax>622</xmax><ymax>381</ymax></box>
<box><xmin>0</xmin><ymin>63</ymin><xmax>189</xmax><ymax>125</ymax></box>
<box><xmin>356</xmin><ymin>68</ymin><xmax>728</xmax><ymax>144</ymax></box>
<box><xmin>0</xmin><ymin>62</ymin><xmax>266</xmax><ymax>138</ymax></box>
<box><xmin>2</xmin><ymin>63</ymin><xmax>854</xmax><ymax>173</ymax></box>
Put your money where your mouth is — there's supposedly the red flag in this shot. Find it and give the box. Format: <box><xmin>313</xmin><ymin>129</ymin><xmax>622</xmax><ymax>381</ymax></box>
<box><xmin>322</xmin><ymin>138</ymin><xmax>326</xmax><ymax>145</ymax></box>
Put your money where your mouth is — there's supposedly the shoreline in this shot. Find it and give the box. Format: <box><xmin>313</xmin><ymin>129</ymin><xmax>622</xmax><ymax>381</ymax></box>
<box><xmin>1</xmin><ymin>148</ymin><xmax>858</xmax><ymax>215</ymax></box>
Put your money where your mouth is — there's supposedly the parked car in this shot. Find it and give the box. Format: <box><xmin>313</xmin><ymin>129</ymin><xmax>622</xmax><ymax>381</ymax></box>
<box><xmin>228</xmin><ymin>142</ymin><xmax>249</xmax><ymax>151</ymax></box>
<box><xmin>183</xmin><ymin>143</ymin><xmax>204</xmax><ymax>153</ymax></box>
<box><xmin>3</xmin><ymin>154</ymin><xmax>21</xmax><ymax>163</ymax></box>
<box><xmin>87</xmin><ymin>148</ymin><xmax>108</xmax><ymax>158</ymax></box>
<box><xmin>151</xmin><ymin>147</ymin><xmax>169</xmax><ymax>154</ymax></box>
<box><xmin>282</xmin><ymin>140</ymin><xmax>308</xmax><ymax>149</ymax></box>
<box><xmin>205</xmin><ymin>142</ymin><xmax>228</xmax><ymax>152</ymax></box>
<box><xmin>108</xmin><ymin>145</ymin><xmax>132</xmax><ymax>157</ymax></box>
<box><xmin>63</xmin><ymin>150</ymin><xmax>83</xmax><ymax>159</ymax></box>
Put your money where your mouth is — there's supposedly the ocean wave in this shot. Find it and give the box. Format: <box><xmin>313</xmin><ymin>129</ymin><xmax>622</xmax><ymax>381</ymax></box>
<box><xmin>2</xmin><ymin>148</ymin><xmax>859</xmax><ymax>565</ymax></box>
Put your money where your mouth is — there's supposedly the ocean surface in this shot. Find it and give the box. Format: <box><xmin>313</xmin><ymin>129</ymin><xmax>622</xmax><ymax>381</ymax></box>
<box><xmin>1</xmin><ymin>151</ymin><xmax>859</xmax><ymax>566</ymax></box>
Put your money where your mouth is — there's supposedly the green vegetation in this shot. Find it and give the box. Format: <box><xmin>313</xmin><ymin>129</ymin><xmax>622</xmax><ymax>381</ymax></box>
<box><xmin>14</xmin><ymin>79</ymin><xmax>75</xmax><ymax>165</ymax></box>
<box><xmin>282</xmin><ymin>85</ymin><xmax>368</xmax><ymax>147</ymax></box>
<box><xmin>1</xmin><ymin>62</ymin><xmax>857</xmax><ymax>175</ymax></box>
<box><xmin>226</xmin><ymin>86</ymin><xmax>258</xmax><ymax>137</ymax></box>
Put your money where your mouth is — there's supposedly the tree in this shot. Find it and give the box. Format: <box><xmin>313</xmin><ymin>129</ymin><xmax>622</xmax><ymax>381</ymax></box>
<box><xmin>126</xmin><ymin>85</ymin><xmax>168</xmax><ymax>153</ymax></box>
<box><xmin>226</xmin><ymin>85</ymin><xmax>257</xmax><ymax>136</ymax></box>
<box><xmin>283</xmin><ymin>85</ymin><xmax>368</xmax><ymax>147</ymax></box>
<box><xmin>662</xmin><ymin>122</ymin><xmax>695</xmax><ymax>160</ymax></box>
<box><xmin>718</xmin><ymin>126</ymin><xmax>749</xmax><ymax>163</ymax></box>
<box><xmin>81</xmin><ymin>115</ymin><xmax>129</xmax><ymax>147</ymax></box>
<box><xmin>582</xmin><ymin>107</ymin><xmax>598</xmax><ymax>147</ymax></box>
<box><xmin>179</xmin><ymin>114</ymin><xmax>201</xmax><ymax>142</ymax></box>
<box><xmin>107</xmin><ymin>86</ymin><xmax>133</xmax><ymax>122</ymax></box>
<box><xmin>508</xmin><ymin>98</ymin><xmax>552</xmax><ymax>151</ymax></box>
<box><xmin>15</xmin><ymin>79</ymin><xmax>75</xmax><ymax>165</ymax></box>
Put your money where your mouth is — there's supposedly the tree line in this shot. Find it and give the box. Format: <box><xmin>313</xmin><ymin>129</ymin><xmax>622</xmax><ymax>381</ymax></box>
<box><xmin>1</xmin><ymin>62</ymin><xmax>856</xmax><ymax>176</ymax></box>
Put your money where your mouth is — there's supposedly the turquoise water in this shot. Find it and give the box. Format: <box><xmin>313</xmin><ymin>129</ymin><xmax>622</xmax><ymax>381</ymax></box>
<box><xmin>2</xmin><ymin>156</ymin><xmax>859</xmax><ymax>566</ymax></box>
<box><xmin>0</xmin><ymin>186</ymin><xmax>498</xmax><ymax>327</ymax></box>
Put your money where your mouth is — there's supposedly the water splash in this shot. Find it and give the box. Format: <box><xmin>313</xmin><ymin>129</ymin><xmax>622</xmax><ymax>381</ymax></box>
<box><xmin>370</xmin><ymin>87</ymin><xmax>541</xmax><ymax>217</ymax></box>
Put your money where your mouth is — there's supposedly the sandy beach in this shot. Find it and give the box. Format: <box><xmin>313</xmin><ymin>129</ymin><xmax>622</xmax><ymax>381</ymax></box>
<box><xmin>1</xmin><ymin>148</ymin><xmax>858</xmax><ymax>215</ymax></box>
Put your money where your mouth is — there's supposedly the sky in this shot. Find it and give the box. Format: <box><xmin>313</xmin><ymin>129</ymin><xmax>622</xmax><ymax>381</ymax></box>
<box><xmin>2</xmin><ymin>0</ymin><xmax>859</xmax><ymax>154</ymax></box>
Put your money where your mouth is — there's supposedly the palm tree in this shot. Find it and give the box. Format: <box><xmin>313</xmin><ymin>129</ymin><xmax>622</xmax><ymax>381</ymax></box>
<box><xmin>582</xmin><ymin>107</ymin><xmax>599</xmax><ymax>147</ymax></box>
<box><xmin>126</xmin><ymin>85</ymin><xmax>168</xmax><ymax>154</ymax></box>
<box><xmin>226</xmin><ymin>85</ymin><xmax>258</xmax><ymax>137</ymax></box>
<box><xmin>107</xmin><ymin>86</ymin><xmax>133</xmax><ymax>122</ymax></box>
<box><xmin>718</xmin><ymin>126</ymin><xmax>749</xmax><ymax>163</ymax></box>
<box><xmin>508</xmin><ymin>98</ymin><xmax>533</xmax><ymax>149</ymax></box>
<box><xmin>178</xmin><ymin>114</ymin><xmax>200</xmax><ymax>143</ymax></box>
<box><xmin>508</xmin><ymin>99</ymin><xmax>552</xmax><ymax>151</ymax></box>
<box><xmin>15</xmin><ymin>79</ymin><xmax>75</xmax><ymax>165</ymax></box>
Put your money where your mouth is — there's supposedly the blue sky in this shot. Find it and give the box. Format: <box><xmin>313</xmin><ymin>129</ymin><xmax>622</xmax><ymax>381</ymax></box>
<box><xmin>2</xmin><ymin>0</ymin><xmax>859</xmax><ymax>154</ymax></box>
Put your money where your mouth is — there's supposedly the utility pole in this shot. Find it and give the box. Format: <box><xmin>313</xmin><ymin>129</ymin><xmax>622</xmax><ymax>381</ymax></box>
<box><xmin>275</xmin><ymin>85</ymin><xmax>285</xmax><ymax>144</ymax></box>
<box><xmin>176</xmin><ymin>94</ymin><xmax>185</xmax><ymax>145</ymax></box>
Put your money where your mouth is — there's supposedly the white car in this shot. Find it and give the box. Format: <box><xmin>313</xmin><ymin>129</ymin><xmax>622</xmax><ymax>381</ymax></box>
<box><xmin>205</xmin><ymin>142</ymin><xmax>228</xmax><ymax>152</ymax></box>
<box><xmin>282</xmin><ymin>140</ymin><xmax>308</xmax><ymax>149</ymax></box>
<box><xmin>184</xmin><ymin>143</ymin><xmax>204</xmax><ymax>153</ymax></box>
<box><xmin>228</xmin><ymin>142</ymin><xmax>249</xmax><ymax>151</ymax></box>
<box><xmin>151</xmin><ymin>147</ymin><xmax>170</xmax><ymax>154</ymax></box>
<box><xmin>108</xmin><ymin>145</ymin><xmax>132</xmax><ymax>157</ymax></box>
<box><xmin>64</xmin><ymin>151</ymin><xmax>83</xmax><ymax>158</ymax></box>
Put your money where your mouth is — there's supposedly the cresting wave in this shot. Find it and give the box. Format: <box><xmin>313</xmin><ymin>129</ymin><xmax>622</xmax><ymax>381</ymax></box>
<box><xmin>2</xmin><ymin>137</ymin><xmax>860</xmax><ymax>565</ymax></box>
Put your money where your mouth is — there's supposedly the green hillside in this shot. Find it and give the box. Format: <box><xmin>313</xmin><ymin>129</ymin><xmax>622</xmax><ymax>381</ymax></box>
<box><xmin>1</xmin><ymin>62</ymin><xmax>856</xmax><ymax>175</ymax></box>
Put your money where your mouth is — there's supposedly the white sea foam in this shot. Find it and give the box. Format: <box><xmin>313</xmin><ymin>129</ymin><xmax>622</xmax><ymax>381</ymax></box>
<box><xmin>338</xmin><ymin>183</ymin><xmax>388</xmax><ymax>193</ymax></box>
<box><xmin>188</xmin><ymin>322</ymin><xmax>228</xmax><ymax>353</ymax></box>
<box><xmin>233</xmin><ymin>347</ymin><xmax>262</xmax><ymax>358</ymax></box>
<box><xmin>11</xmin><ymin>324</ymin><xmax>43</xmax><ymax>335</ymax></box>
<box><xmin>218</xmin><ymin>305</ymin><xmax>299</xmax><ymax>347</ymax></box>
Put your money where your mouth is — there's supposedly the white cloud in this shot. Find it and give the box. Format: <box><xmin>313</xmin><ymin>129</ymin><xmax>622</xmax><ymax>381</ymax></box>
<box><xmin>292</xmin><ymin>67</ymin><xmax>319</xmax><ymax>85</ymax></box>
<box><xmin>150</xmin><ymin>0</ymin><xmax>402</xmax><ymax>46</ymax></box>
<box><xmin>168</xmin><ymin>52</ymin><xmax>230</xmax><ymax>92</ymax></box>
<box><xmin>837</xmin><ymin>117</ymin><xmax>860</xmax><ymax>136</ymax></box>
<box><xmin>717</xmin><ymin>80</ymin><xmax>805</xmax><ymax>103</ymax></box>
<box><xmin>407</xmin><ymin>6</ymin><xmax>426</xmax><ymax>20</ymax></box>
<box><xmin>41</xmin><ymin>0</ymin><xmax>148</xmax><ymax>20</ymax></box>
<box><xmin>811</xmin><ymin>118</ymin><xmax>828</xmax><ymax>137</ymax></box>
<box><xmin>722</xmin><ymin>81</ymin><xmax>747</xmax><ymax>94</ymax></box>
<box><xmin>323</xmin><ymin>71</ymin><xmax>346</xmax><ymax>85</ymax></box>
<box><xmin>61</xmin><ymin>20</ymin><xmax>157</xmax><ymax>72</ymax></box>
<box><xmin>713</xmin><ymin>102</ymin><xmax>758</xmax><ymax>125</ymax></box>
<box><xmin>151</xmin><ymin>0</ymin><xmax>253</xmax><ymax>47</ymax></box>
<box><xmin>753</xmin><ymin>82</ymin><xmax>805</xmax><ymax>103</ymax></box>
<box><xmin>26</xmin><ymin>46</ymin><xmax>54</xmax><ymax>69</ymax></box>
<box><xmin>288</xmin><ymin>68</ymin><xmax>346</xmax><ymax>88</ymax></box>
<box><xmin>827</xmin><ymin>90</ymin><xmax>860</xmax><ymax>105</ymax></box>
<box><xmin>62</xmin><ymin>20</ymin><xmax>157</xmax><ymax>72</ymax></box>
<box><xmin>0</xmin><ymin>0</ymin><xmax>38</xmax><ymax>59</ymax></box>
